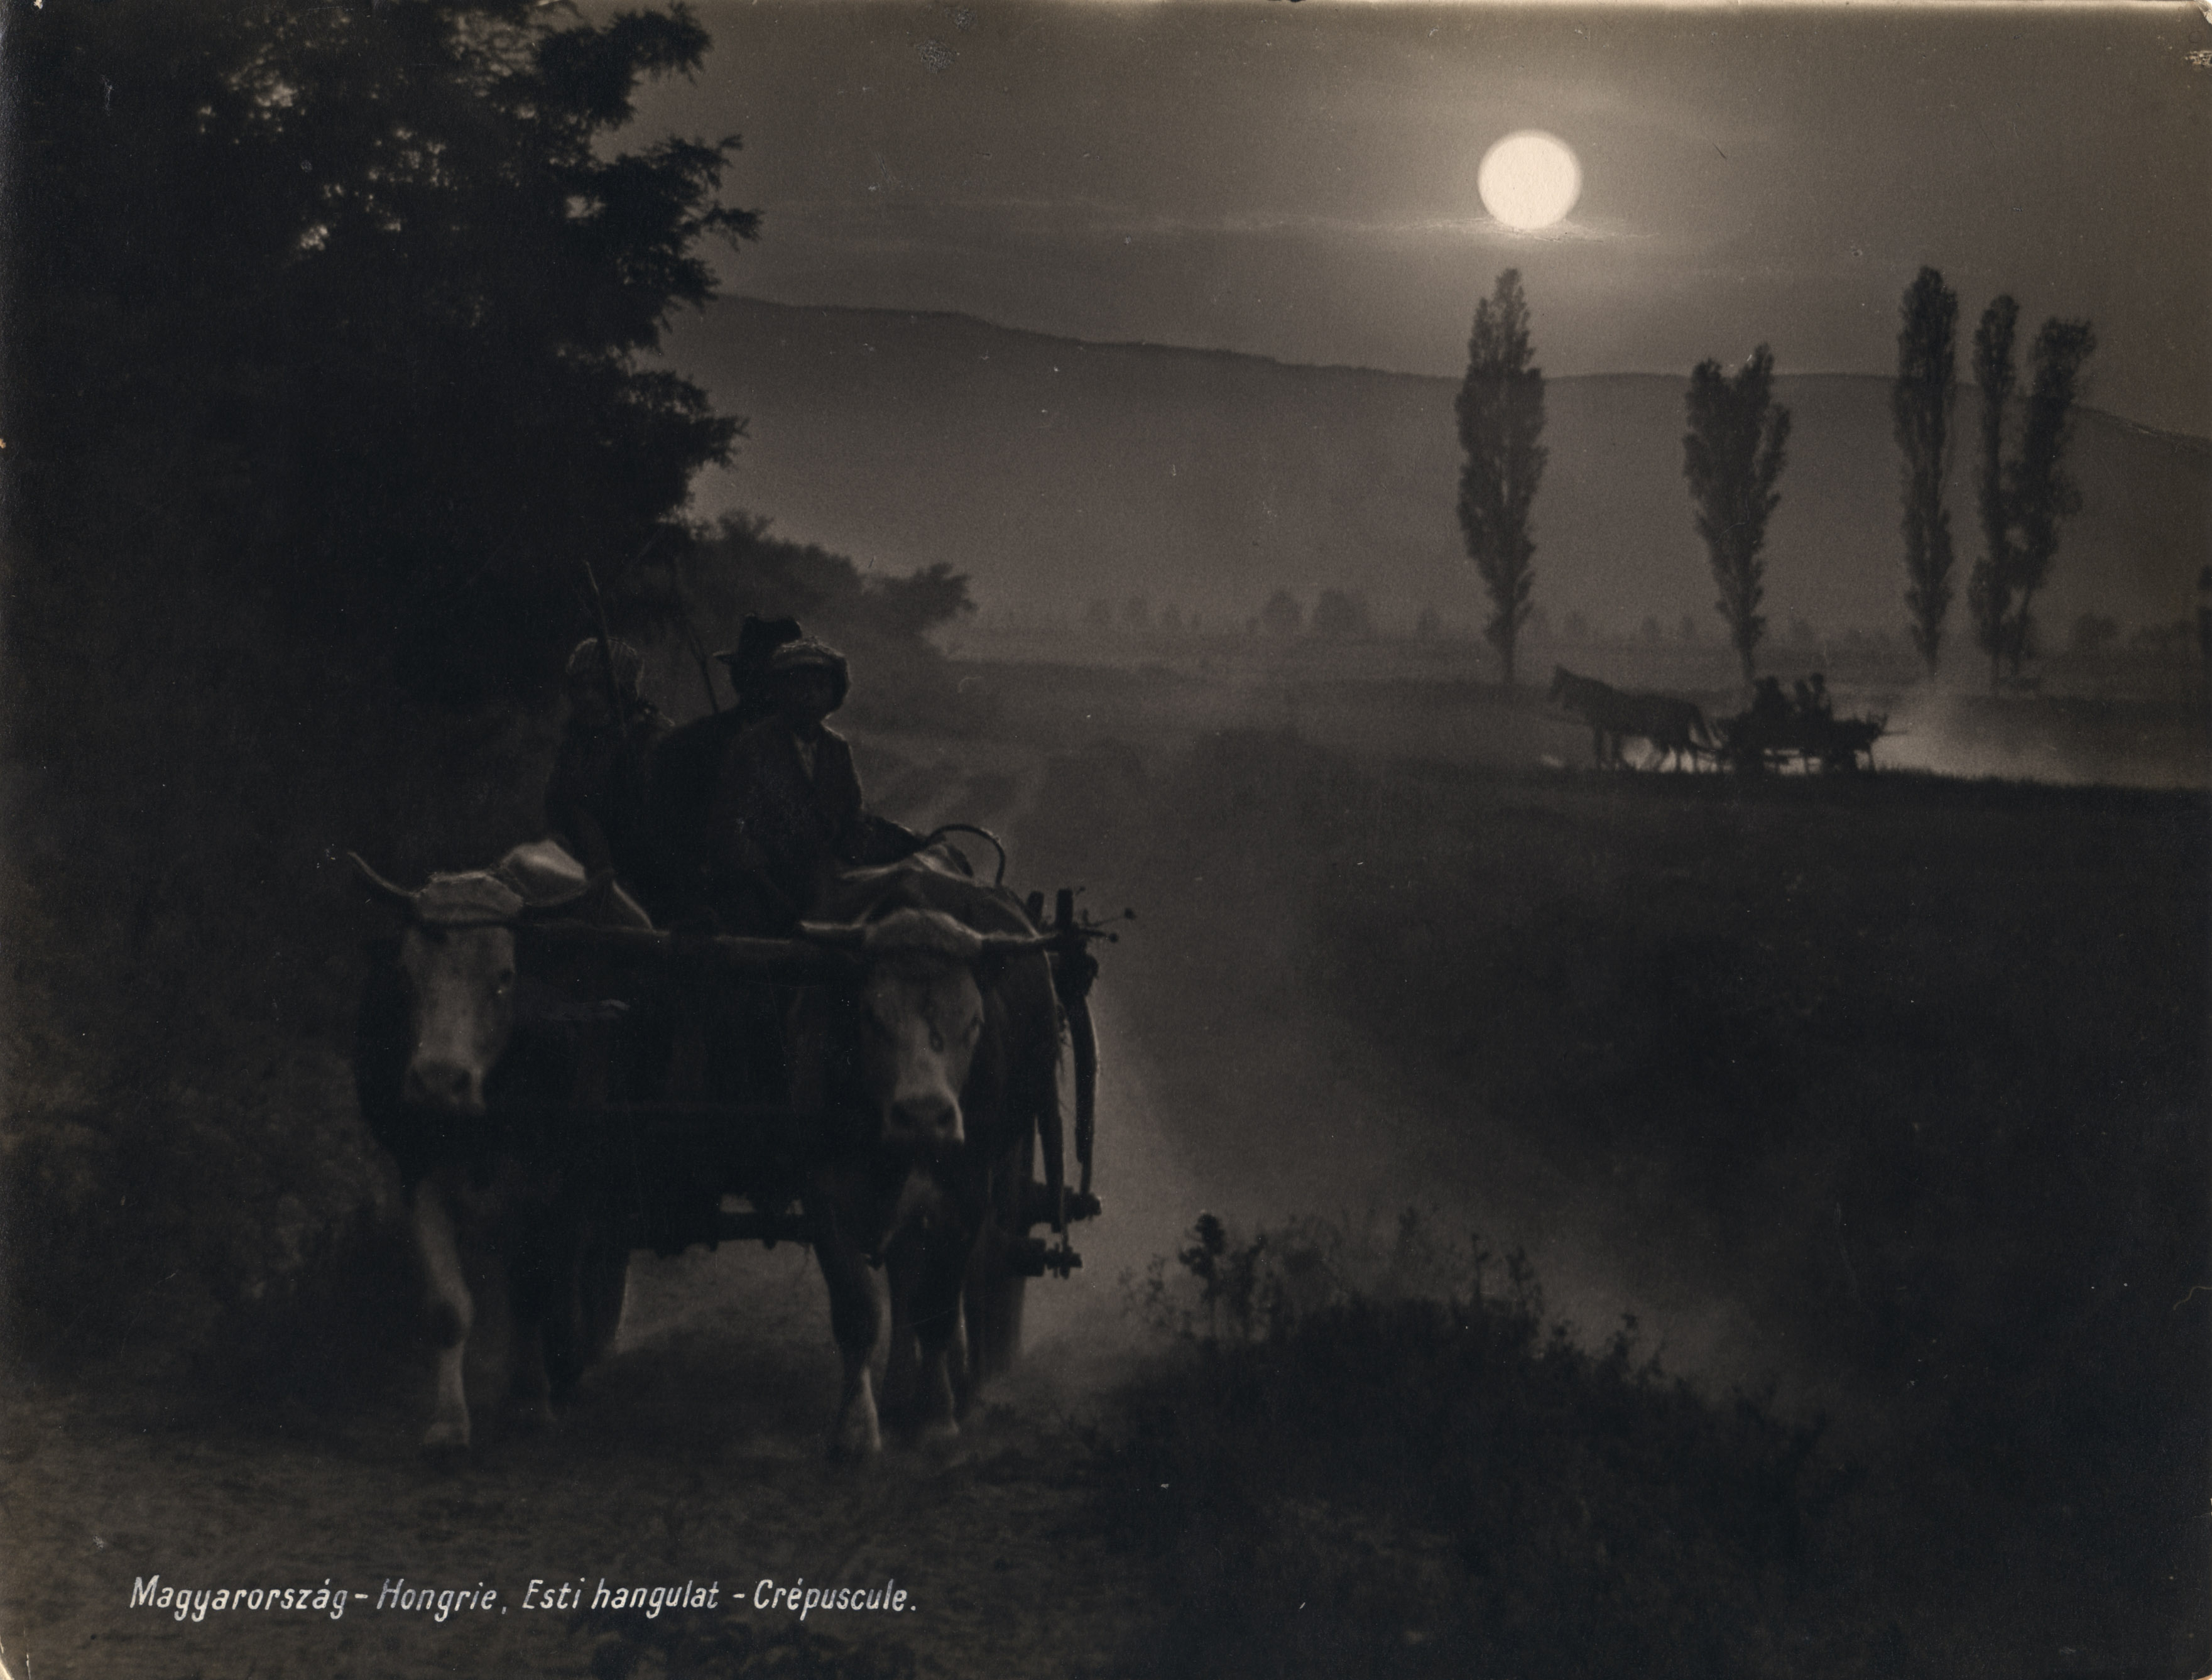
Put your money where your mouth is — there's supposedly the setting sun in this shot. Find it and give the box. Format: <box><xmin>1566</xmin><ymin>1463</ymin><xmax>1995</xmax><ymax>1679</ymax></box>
<box><xmin>1478</xmin><ymin>131</ymin><xmax>1583</xmax><ymax>231</ymax></box>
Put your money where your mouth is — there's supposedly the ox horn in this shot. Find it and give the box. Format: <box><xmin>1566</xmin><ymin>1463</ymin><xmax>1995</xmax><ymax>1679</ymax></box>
<box><xmin>519</xmin><ymin>868</ymin><xmax>618</xmax><ymax>919</ymax></box>
<box><xmin>348</xmin><ymin>851</ymin><xmax>419</xmax><ymax>907</ymax></box>
<box><xmin>976</xmin><ymin>932</ymin><xmax>1055</xmax><ymax>955</ymax></box>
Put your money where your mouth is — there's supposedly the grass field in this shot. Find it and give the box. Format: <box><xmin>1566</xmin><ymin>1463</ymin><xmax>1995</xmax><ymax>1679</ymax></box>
<box><xmin>949</xmin><ymin>655</ymin><xmax>2209</xmax><ymax>1678</ymax></box>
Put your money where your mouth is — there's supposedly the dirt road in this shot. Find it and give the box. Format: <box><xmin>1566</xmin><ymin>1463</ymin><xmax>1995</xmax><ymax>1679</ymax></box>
<box><xmin>3</xmin><ymin>1240</ymin><xmax>1163</xmax><ymax>1680</ymax></box>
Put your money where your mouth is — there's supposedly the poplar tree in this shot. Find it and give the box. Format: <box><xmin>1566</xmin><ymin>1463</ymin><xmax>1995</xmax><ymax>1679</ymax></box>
<box><xmin>2004</xmin><ymin>318</ymin><xmax>2098</xmax><ymax>679</ymax></box>
<box><xmin>1683</xmin><ymin>346</ymin><xmax>1792</xmax><ymax>688</ymax></box>
<box><xmin>1893</xmin><ymin>268</ymin><xmax>1959</xmax><ymax>676</ymax></box>
<box><xmin>1966</xmin><ymin>298</ymin><xmax>2095</xmax><ymax>686</ymax></box>
<box><xmin>1456</xmin><ymin>270</ymin><xmax>1549</xmax><ymax>687</ymax></box>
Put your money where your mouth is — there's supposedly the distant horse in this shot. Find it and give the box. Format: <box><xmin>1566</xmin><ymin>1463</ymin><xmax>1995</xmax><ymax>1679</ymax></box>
<box><xmin>1548</xmin><ymin>667</ymin><xmax>1711</xmax><ymax>770</ymax></box>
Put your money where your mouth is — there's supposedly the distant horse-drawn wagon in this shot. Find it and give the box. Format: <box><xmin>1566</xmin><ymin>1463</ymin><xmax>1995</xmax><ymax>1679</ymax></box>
<box><xmin>1709</xmin><ymin>682</ymin><xmax>1889</xmax><ymax>775</ymax></box>
<box><xmin>1549</xmin><ymin>665</ymin><xmax>1888</xmax><ymax>776</ymax></box>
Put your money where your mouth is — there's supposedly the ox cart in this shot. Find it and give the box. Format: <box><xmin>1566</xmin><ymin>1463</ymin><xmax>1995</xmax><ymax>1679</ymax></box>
<box><xmin>353</xmin><ymin>837</ymin><xmax>1116</xmax><ymax>1455</ymax></box>
<box><xmin>516</xmin><ymin>881</ymin><xmax>1106</xmax><ymax>1281</ymax></box>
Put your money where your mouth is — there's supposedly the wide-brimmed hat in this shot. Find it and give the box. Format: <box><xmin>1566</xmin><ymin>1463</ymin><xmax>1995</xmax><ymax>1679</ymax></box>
<box><xmin>766</xmin><ymin>638</ymin><xmax>850</xmax><ymax>710</ymax></box>
<box><xmin>712</xmin><ymin>615</ymin><xmax>803</xmax><ymax>678</ymax></box>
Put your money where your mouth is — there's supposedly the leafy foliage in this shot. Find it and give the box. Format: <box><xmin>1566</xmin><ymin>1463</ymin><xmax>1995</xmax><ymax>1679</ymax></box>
<box><xmin>1105</xmin><ymin>1213</ymin><xmax>1851</xmax><ymax>1680</ymax></box>
<box><xmin>1682</xmin><ymin>346</ymin><xmax>1792</xmax><ymax>687</ymax></box>
<box><xmin>1456</xmin><ymin>270</ymin><xmax>1549</xmax><ymax>687</ymax></box>
<box><xmin>0</xmin><ymin>0</ymin><xmax>771</xmax><ymax>1366</ymax></box>
<box><xmin>639</xmin><ymin>515</ymin><xmax>978</xmax><ymax>727</ymax></box>
<box><xmin>5</xmin><ymin>0</ymin><xmax>754</xmax><ymax>706</ymax></box>
<box><xmin>1893</xmin><ymin>268</ymin><xmax>1959</xmax><ymax>676</ymax></box>
<box><xmin>1129</xmin><ymin>1208</ymin><xmax>1479</xmax><ymax>1345</ymax></box>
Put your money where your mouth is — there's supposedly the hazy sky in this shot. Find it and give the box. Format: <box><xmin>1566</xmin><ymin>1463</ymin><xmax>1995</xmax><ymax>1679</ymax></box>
<box><xmin>633</xmin><ymin>3</ymin><xmax>2211</xmax><ymax>437</ymax></box>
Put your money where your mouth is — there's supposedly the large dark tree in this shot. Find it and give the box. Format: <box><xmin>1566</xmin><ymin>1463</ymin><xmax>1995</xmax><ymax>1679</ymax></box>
<box><xmin>1682</xmin><ymin>346</ymin><xmax>1792</xmax><ymax>688</ymax></box>
<box><xmin>1455</xmin><ymin>270</ymin><xmax>1548</xmax><ymax>687</ymax></box>
<box><xmin>4</xmin><ymin>0</ymin><xmax>755</xmax><ymax>704</ymax></box>
<box><xmin>1966</xmin><ymin>297</ymin><xmax>2022</xmax><ymax>689</ymax></box>
<box><xmin>0</xmin><ymin>0</ymin><xmax>771</xmax><ymax>1364</ymax></box>
<box><xmin>1893</xmin><ymin>268</ymin><xmax>1959</xmax><ymax>677</ymax></box>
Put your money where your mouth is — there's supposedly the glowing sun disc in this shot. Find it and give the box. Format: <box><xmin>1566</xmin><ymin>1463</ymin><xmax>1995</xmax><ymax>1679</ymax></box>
<box><xmin>1478</xmin><ymin>131</ymin><xmax>1582</xmax><ymax>231</ymax></box>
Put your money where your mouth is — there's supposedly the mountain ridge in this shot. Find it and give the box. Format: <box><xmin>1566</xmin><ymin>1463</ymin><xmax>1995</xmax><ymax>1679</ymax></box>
<box><xmin>664</xmin><ymin>297</ymin><xmax>2209</xmax><ymax>639</ymax></box>
<box><xmin>702</xmin><ymin>297</ymin><xmax>2212</xmax><ymax>451</ymax></box>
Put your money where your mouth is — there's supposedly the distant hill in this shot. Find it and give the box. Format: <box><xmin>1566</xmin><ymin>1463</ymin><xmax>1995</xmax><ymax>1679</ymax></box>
<box><xmin>665</xmin><ymin>298</ymin><xmax>2209</xmax><ymax>643</ymax></box>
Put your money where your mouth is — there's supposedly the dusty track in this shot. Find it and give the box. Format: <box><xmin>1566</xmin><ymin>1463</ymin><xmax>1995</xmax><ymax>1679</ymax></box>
<box><xmin>3</xmin><ymin>1243</ymin><xmax>1155</xmax><ymax>1679</ymax></box>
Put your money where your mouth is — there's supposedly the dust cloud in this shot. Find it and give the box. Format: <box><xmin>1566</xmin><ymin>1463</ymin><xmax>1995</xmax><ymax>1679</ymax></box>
<box><xmin>1052</xmin><ymin>953</ymin><xmax>1809</xmax><ymax>1417</ymax></box>
<box><xmin>621</xmin><ymin>659</ymin><xmax>2206</xmax><ymax>1444</ymax></box>
<box><xmin>1870</xmin><ymin>685</ymin><xmax>2208</xmax><ymax>789</ymax></box>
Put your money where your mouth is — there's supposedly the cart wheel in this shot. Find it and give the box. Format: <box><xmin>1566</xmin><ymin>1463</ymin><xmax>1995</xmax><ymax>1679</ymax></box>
<box><xmin>964</xmin><ymin>1126</ymin><xmax>1033</xmax><ymax>1385</ymax></box>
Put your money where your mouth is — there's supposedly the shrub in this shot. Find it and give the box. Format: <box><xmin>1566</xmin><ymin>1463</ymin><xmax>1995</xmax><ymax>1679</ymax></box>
<box><xmin>1103</xmin><ymin>1214</ymin><xmax>1853</xmax><ymax>1680</ymax></box>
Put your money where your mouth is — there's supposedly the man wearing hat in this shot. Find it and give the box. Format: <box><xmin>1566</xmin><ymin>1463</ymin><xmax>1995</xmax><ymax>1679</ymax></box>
<box><xmin>643</xmin><ymin>615</ymin><xmax>803</xmax><ymax>922</ymax></box>
<box><xmin>545</xmin><ymin>636</ymin><xmax>671</xmax><ymax>907</ymax></box>
<box><xmin>717</xmin><ymin>614</ymin><xmax>805</xmax><ymax>729</ymax></box>
<box><xmin>708</xmin><ymin>637</ymin><xmax>869</xmax><ymax>929</ymax></box>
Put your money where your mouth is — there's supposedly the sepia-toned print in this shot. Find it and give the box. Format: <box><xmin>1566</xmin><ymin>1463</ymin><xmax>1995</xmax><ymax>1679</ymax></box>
<box><xmin>3</xmin><ymin>3</ymin><xmax>2204</xmax><ymax>1676</ymax></box>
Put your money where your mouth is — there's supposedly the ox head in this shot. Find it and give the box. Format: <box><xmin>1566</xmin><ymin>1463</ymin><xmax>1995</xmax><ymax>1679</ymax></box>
<box><xmin>798</xmin><ymin>908</ymin><xmax>1048</xmax><ymax>1154</ymax></box>
<box><xmin>352</xmin><ymin>850</ymin><xmax>603</xmax><ymax>1116</ymax></box>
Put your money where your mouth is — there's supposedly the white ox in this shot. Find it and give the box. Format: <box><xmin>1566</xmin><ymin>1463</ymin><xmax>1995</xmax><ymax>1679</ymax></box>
<box><xmin>351</xmin><ymin>840</ymin><xmax>650</xmax><ymax>1453</ymax></box>
<box><xmin>790</xmin><ymin>864</ymin><xmax>1062</xmax><ymax>1459</ymax></box>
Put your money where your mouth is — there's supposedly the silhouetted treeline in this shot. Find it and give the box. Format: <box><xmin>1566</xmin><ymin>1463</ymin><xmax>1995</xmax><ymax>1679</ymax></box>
<box><xmin>645</xmin><ymin>515</ymin><xmax>975</xmax><ymax>723</ymax></box>
<box><xmin>0</xmin><ymin>1</ymin><xmax>974</xmax><ymax>1371</ymax></box>
<box><xmin>4</xmin><ymin>0</ymin><xmax>749</xmax><ymax>706</ymax></box>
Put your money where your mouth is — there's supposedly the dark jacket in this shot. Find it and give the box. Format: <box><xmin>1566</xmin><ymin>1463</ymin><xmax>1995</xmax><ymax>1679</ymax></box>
<box><xmin>644</xmin><ymin>695</ymin><xmax>780</xmax><ymax>920</ymax></box>
<box><xmin>545</xmin><ymin>702</ymin><xmax>670</xmax><ymax>907</ymax></box>
<box><xmin>709</xmin><ymin>717</ymin><xmax>866</xmax><ymax>924</ymax></box>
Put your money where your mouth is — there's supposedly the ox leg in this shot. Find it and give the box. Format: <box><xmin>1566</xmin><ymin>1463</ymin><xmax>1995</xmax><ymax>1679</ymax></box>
<box><xmin>509</xmin><ymin>1333</ymin><xmax>555</xmax><ymax>1432</ymax></box>
<box><xmin>502</xmin><ymin>1199</ymin><xmax>564</xmax><ymax>1434</ymax></box>
<box><xmin>878</xmin><ymin>1169</ymin><xmax>942</xmax><ymax>1429</ymax></box>
<box><xmin>809</xmin><ymin>1196</ymin><xmax>885</xmax><ymax>1461</ymax></box>
<box><xmin>881</xmin><ymin>1246</ymin><xmax>920</xmax><ymax>1426</ymax></box>
<box><xmin>503</xmin><ymin>1306</ymin><xmax>556</xmax><ymax>1436</ymax></box>
<box><xmin>579</xmin><ymin>1239</ymin><xmax>631</xmax><ymax>1367</ymax></box>
<box><xmin>412</xmin><ymin>1180</ymin><xmax>474</xmax><ymax>1453</ymax></box>
<box><xmin>906</xmin><ymin>1245</ymin><xmax>967</xmax><ymax>1449</ymax></box>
